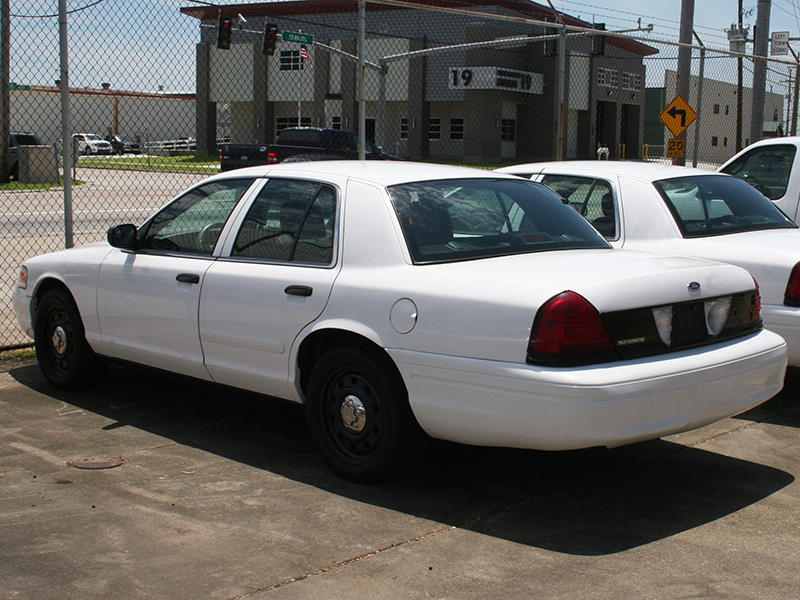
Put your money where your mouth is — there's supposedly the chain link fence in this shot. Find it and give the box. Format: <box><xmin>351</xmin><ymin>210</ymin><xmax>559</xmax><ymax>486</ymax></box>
<box><xmin>2</xmin><ymin>0</ymin><xmax>797</xmax><ymax>349</ymax></box>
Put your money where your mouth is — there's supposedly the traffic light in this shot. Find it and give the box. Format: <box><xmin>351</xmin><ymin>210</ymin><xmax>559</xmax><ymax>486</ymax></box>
<box><xmin>262</xmin><ymin>22</ymin><xmax>278</xmax><ymax>55</ymax></box>
<box><xmin>592</xmin><ymin>23</ymin><xmax>606</xmax><ymax>55</ymax></box>
<box><xmin>217</xmin><ymin>16</ymin><xmax>232</xmax><ymax>50</ymax></box>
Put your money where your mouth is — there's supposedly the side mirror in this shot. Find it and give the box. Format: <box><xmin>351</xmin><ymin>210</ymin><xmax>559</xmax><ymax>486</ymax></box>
<box><xmin>108</xmin><ymin>224</ymin><xmax>138</xmax><ymax>249</ymax></box>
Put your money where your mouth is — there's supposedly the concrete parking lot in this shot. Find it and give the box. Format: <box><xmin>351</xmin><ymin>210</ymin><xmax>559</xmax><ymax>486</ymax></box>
<box><xmin>2</xmin><ymin>355</ymin><xmax>800</xmax><ymax>600</ymax></box>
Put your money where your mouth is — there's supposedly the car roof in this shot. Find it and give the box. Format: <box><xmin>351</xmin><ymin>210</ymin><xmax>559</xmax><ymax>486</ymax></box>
<box><xmin>217</xmin><ymin>160</ymin><xmax>524</xmax><ymax>188</ymax></box>
<box><xmin>496</xmin><ymin>161</ymin><xmax>730</xmax><ymax>183</ymax></box>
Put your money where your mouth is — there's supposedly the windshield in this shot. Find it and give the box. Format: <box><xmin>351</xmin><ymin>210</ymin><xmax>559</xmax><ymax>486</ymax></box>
<box><xmin>388</xmin><ymin>178</ymin><xmax>610</xmax><ymax>264</ymax></box>
<box><xmin>653</xmin><ymin>174</ymin><xmax>796</xmax><ymax>238</ymax></box>
<box><xmin>85</xmin><ymin>134</ymin><xmax>102</xmax><ymax>141</ymax></box>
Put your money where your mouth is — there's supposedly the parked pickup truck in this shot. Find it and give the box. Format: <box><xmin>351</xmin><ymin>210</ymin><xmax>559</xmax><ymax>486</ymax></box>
<box><xmin>220</xmin><ymin>127</ymin><xmax>400</xmax><ymax>171</ymax></box>
<box><xmin>719</xmin><ymin>136</ymin><xmax>800</xmax><ymax>222</ymax></box>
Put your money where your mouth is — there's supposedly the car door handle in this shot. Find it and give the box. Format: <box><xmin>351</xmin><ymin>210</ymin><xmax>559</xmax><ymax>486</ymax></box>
<box><xmin>176</xmin><ymin>273</ymin><xmax>200</xmax><ymax>284</ymax></box>
<box><xmin>285</xmin><ymin>285</ymin><xmax>313</xmax><ymax>297</ymax></box>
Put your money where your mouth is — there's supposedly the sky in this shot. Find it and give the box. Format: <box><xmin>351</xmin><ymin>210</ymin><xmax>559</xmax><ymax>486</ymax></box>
<box><xmin>11</xmin><ymin>0</ymin><xmax>800</xmax><ymax>93</ymax></box>
<box><xmin>555</xmin><ymin>1</ymin><xmax>800</xmax><ymax>47</ymax></box>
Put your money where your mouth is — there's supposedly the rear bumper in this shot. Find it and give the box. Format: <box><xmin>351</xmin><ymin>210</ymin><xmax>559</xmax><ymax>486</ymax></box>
<box><xmin>762</xmin><ymin>303</ymin><xmax>800</xmax><ymax>366</ymax></box>
<box><xmin>389</xmin><ymin>329</ymin><xmax>787</xmax><ymax>450</ymax></box>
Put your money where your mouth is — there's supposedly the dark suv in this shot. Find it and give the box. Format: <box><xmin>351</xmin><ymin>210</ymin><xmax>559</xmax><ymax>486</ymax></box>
<box><xmin>10</xmin><ymin>132</ymin><xmax>45</xmax><ymax>180</ymax></box>
<box><xmin>106</xmin><ymin>135</ymin><xmax>142</xmax><ymax>155</ymax></box>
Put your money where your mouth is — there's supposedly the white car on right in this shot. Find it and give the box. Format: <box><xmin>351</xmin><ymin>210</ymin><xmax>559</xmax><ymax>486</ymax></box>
<box><xmin>495</xmin><ymin>161</ymin><xmax>800</xmax><ymax>366</ymax></box>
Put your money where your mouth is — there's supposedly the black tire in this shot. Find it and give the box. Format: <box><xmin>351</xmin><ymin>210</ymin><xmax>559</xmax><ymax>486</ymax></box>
<box><xmin>34</xmin><ymin>288</ymin><xmax>108</xmax><ymax>390</ymax></box>
<box><xmin>305</xmin><ymin>347</ymin><xmax>427</xmax><ymax>483</ymax></box>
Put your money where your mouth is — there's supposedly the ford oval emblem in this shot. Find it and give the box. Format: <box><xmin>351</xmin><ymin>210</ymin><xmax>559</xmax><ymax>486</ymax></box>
<box><xmin>688</xmin><ymin>281</ymin><xmax>701</xmax><ymax>291</ymax></box>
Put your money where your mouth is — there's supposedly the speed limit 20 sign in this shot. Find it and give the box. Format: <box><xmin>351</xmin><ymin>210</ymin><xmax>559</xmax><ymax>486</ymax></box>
<box><xmin>667</xmin><ymin>137</ymin><xmax>685</xmax><ymax>159</ymax></box>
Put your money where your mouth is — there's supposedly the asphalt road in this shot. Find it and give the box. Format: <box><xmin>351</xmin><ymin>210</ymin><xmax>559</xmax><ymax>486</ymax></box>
<box><xmin>2</xmin><ymin>355</ymin><xmax>800</xmax><ymax>600</ymax></box>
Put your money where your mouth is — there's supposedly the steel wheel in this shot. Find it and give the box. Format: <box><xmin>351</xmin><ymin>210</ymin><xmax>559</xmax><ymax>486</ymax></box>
<box><xmin>306</xmin><ymin>347</ymin><xmax>427</xmax><ymax>482</ymax></box>
<box><xmin>34</xmin><ymin>288</ymin><xmax>107</xmax><ymax>390</ymax></box>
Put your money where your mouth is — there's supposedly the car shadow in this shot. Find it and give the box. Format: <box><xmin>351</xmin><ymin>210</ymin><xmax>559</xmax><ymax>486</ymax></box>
<box><xmin>9</xmin><ymin>361</ymin><xmax>796</xmax><ymax>557</ymax></box>
<box><xmin>739</xmin><ymin>366</ymin><xmax>800</xmax><ymax>428</ymax></box>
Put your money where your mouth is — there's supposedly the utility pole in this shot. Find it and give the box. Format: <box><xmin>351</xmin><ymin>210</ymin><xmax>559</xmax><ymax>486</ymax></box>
<box><xmin>736</xmin><ymin>0</ymin><xmax>744</xmax><ymax>151</ymax></box>
<box><xmin>674</xmin><ymin>0</ymin><xmax>694</xmax><ymax>166</ymax></box>
<box><xmin>750</xmin><ymin>0</ymin><xmax>771</xmax><ymax>146</ymax></box>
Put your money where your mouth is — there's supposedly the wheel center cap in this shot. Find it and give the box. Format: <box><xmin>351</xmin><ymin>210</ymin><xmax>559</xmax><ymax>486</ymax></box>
<box><xmin>51</xmin><ymin>325</ymin><xmax>67</xmax><ymax>356</ymax></box>
<box><xmin>340</xmin><ymin>395</ymin><xmax>366</xmax><ymax>433</ymax></box>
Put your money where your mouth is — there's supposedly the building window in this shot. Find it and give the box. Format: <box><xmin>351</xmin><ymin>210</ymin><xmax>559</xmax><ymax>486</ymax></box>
<box><xmin>501</xmin><ymin>119</ymin><xmax>516</xmax><ymax>141</ymax></box>
<box><xmin>331</xmin><ymin>116</ymin><xmax>342</xmax><ymax>130</ymax></box>
<box><xmin>276</xmin><ymin>116</ymin><xmax>311</xmax><ymax>134</ymax></box>
<box><xmin>621</xmin><ymin>73</ymin><xmax>641</xmax><ymax>91</ymax></box>
<box><xmin>713</xmin><ymin>104</ymin><xmax>720</xmax><ymax>114</ymax></box>
<box><xmin>725</xmin><ymin>105</ymin><xmax>730</xmax><ymax>115</ymax></box>
<box><xmin>724</xmin><ymin>137</ymin><xmax>728</xmax><ymax>147</ymax></box>
<box><xmin>280</xmin><ymin>50</ymin><xmax>304</xmax><ymax>71</ymax></box>
<box><xmin>450</xmin><ymin>118</ymin><xmax>464</xmax><ymax>140</ymax></box>
<box><xmin>400</xmin><ymin>118</ymin><xmax>408</xmax><ymax>139</ymax></box>
<box><xmin>711</xmin><ymin>136</ymin><xmax>718</xmax><ymax>146</ymax></box>
<box><xmin>429</xmin><ymin>117</ymin><xmax>441</xmax><ymax>140</ymax></box>
<box><xmin>597</xmin><ymin>68</ymin><xmax>618</xmax><ymax>87</ymax></box>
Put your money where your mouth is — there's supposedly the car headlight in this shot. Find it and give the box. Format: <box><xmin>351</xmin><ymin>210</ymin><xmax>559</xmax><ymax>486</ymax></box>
<box><xmin>17</xmin><ymin>265</ymin><xmax>27</xmax><ymax>289</ymax></box>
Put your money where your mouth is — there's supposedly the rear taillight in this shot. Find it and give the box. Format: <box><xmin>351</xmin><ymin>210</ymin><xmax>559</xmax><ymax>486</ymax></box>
<box><xmin>751</xmin><ymin>276</ymin><xmax>762</xmax><ymax>321</ymax></box>
<box><xmin>529</xmin><ymin>291</ymin><xmax>615</xmax><ymax>361</ymax></box>
<box><xmin>784</xmin><ymin>263</ymin><xmax>800</xmax><ymax>307</ymax></box>
<box><xmin>267</xmin><ymin>151</ymin><xmax>278</xmax><ymax>164</ymax></box>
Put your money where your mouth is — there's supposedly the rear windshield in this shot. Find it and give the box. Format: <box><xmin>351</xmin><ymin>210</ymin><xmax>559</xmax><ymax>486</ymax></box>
<box><xmin>653</xmin><ymin>174</ymin><xmax>796</xmax><ymax>238</ymax></box>
<box><xmin>388</xmin><ymin>178</ymin><xmax>610</xmax><ymax>264</ymax></box>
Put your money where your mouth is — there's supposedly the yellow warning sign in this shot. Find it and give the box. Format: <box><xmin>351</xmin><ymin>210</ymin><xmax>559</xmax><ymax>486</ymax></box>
<box><xmin>659</xmin><ymin>95</ymin><xmax>697</xmax><ymax>137</ymax></box>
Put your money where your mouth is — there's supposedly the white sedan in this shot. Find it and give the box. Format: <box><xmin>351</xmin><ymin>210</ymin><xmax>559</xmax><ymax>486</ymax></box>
<box><xmin>13</xmin><ymin>162</ymin><xmax>786</xmax><ymax>481</ymax></box>
<box><xmin>496</xmin><ymin>161</ymin><xmax>800</xmax><ymax>366</ymax></box>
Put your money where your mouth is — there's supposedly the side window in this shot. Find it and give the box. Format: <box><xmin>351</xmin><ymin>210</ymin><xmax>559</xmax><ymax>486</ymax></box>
<box><xmin>541</xmin><ymin>175</ymin><xmax>595</xmax><ymax>213</ymax></box>
<box><xmin>231</xmin><ymin>179</ymin><xmax>336</xmax><ymax>264</ymax></box>
<box><xmin>720</xmin><ymin>144</ymin><xmax>797</xmax><ymax>200</ymax></box>
<box><xmin>541</xmin><ymin>175</ymin><xmax>616</xmax><ymax>239</ymax></box>
<box><xmin>141</xmin><ymin>178</ymin><xmax>255</xmax><ymax>255</ymax></box>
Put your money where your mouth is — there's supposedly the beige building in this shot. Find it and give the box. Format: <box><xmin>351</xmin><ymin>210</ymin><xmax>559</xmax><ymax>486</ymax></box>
<box><xmin>11</xmin><ymin>86</ymin><xmax>195</xmax><ymax>148</ymax></box>
<box><xmin>646</xmin><ymin>70</ymin><xmax>784</xmax><ymax>166</ymax></box>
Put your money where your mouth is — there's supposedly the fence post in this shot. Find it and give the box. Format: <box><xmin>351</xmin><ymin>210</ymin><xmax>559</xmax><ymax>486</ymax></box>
<box><xmin>692</xmin><ymin>37</ymin><xmax>705</xmax><ymax>168</ymax></box>
<box><xmin>358</xmin><ymin>0</ymin><xmax>366</xmax><ymax>160</ymax></box>
<box><xmin>59</xmin><ymin>0</ymin><xmax>73</xmax><ymax>249</ymax></box>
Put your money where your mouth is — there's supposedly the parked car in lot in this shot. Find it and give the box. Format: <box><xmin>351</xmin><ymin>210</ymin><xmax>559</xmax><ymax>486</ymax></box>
<box><xmin>72</xmin><ymin>133</ymin><xmax>113</xmax><ymax>155</ymax></box>
<box><xmin>496</xmin><ymin>161</ymin><xmax>800</xmax><ymax>366</ymax></box>
<box><xmin>13</xmin><ymin>162</ymin><xmax>787</xmax><ymax>481</ymax></box>
<box><xmin>105</xmin><ymin>135</ymin><xmax>142</xmax><ymax>155</ymax></box>
<box><xmin>9</xmin><ymin>131</ymin><xmax>45</xmax><ymax>180</ymax></box>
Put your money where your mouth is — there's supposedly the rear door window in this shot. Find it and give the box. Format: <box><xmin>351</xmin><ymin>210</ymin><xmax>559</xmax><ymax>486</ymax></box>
<box><xmin>540</xmin><ymin>175</ymin><xmax>617</xmax><ymax>239</ymax></box>
<box><xmin>720</xmin><ymin>144</ymin><xmax>796</xmax><ymax>200</ymax></box>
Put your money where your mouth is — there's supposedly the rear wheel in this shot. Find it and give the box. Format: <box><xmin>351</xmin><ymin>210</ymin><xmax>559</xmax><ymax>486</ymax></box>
<box><xmin>34</xmin><ymin>288</ymin><xmax>107</xmax><ymax>390</ymax></box>
<box><xmin>305</xmin><ymin>347</ymin><xmax>427</xmax><ymax>482</ymax></box>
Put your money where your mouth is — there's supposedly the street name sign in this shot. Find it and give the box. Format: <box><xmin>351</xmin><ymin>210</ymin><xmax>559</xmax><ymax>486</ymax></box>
<box><xmin>282</xmin><ymin>31</ymin><xmax>314</xmax><ymax>45</ymax></box>
<box><xmin>659</xmin><ymin>95</ymin><xmax>697</xmax><ymax>137</ymax></box>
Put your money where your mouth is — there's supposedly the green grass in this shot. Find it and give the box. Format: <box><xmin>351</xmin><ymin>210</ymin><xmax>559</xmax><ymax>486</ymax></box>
<box><xmin>0</xmin><ymin>348</ymin><xmax>35</xmax><ymax>360</ymax></box>
<box><xmin>0</xmin><ymin>178</ymin><xmax>84</xmax><ymax>191</ymax></box>
<box><xmin>79</xmin><ymin>154</ymin><xmax>220</xmax><ymax>173</ymax></box>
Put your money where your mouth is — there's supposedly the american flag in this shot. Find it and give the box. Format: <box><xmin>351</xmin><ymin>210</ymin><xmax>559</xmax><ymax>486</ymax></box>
<box><xmin>300</xmin><ymin>44</ymin><xmax>314</xmax><ymax>69</ymax></box>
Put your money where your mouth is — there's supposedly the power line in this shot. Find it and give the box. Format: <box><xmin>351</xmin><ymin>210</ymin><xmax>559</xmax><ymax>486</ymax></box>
<box><xmin>12</xmin><ymin>0</ymin><xmax>107</xmax><ymax>19</ymax></box>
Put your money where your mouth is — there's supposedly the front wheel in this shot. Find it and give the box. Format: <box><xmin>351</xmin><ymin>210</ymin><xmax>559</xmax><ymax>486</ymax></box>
<box><xmin>34</xmin><ymin>288</ymin><xmax>107</xmax><ymax>390</ymax></box>
<box><xmin>305</xmin><ymin>347</ymin><xmax>427</xmax><ymax>482</ymax></box>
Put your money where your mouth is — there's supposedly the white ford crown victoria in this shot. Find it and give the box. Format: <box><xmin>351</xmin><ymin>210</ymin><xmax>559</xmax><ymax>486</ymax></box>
<box><xmin>13</xmin><ymin>162</ymin><xmax>787</xmax><ymax>481</ymax></box>
<box><xmin>496</xmin><ymin>161</ymin><xmax>800</xmax><ymax>366</ymax></box>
